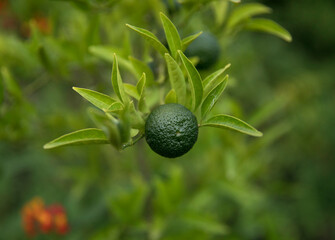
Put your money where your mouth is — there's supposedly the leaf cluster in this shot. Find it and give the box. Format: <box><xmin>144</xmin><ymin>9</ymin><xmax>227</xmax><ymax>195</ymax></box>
<box><xmin>44</xmin><ymin>12</ymin><xmax>262</xmax><ymax>152</ymax></box>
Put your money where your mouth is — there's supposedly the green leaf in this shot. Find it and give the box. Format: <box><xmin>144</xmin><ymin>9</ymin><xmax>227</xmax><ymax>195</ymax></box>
<box><xmin>72</xmin><ymin>87</ymin><xmax>117</xmax><ymax>111</ymax></box>
<box><xmin>123</xmin><ymin>30</ymin><xmax>132</xmax><ymax>57</ymax></box>
<box><xmin>0</xmin><ymin>72</ymin><xmax>3</xmax><ymax>104</ymax></box>
<box><xmin>244</xmin><ymin>18</ymin><xmax>292</xmax><ymax>42</ymax></box>
<box><xmin>136</xmin><ymin>73</ymin><xmax>145</xmax><ymax>95</ymax></box>
<box><xmin>212</xmin><ymin>1</ymin><xmax>228</xmax><ymax>26</ymax></box>
<box><xmin>38</xmin><ymin>45</ymin><xmax>52</xmax><ymax>72</ymax></box>
<box><xmin>136</xmin><ymin>73</ymin><xmax>149</xmax><ymax>113</ymax></box>
<box><xmin>164</xmin><ymin>53</ymin><xmax>186</xmax><ymax>105</ymax></box>
<box><xmin>106</xmin><ymin>102</ymin><xmax>124</xmax><ymax>113</ymax></box>
<box><xmin>183</xmin><ymin>214</ymin><xmax>229</xmax><ymax>235</ymax></box>
<box><xmin>165</xmin><ymin>89</ymin><xmax>177</xmax><ymax>104</ymax></box>
<box><xmin>124</xmin><ymin>83</ymin><xmax>139</xmax><ymax>100</ymax></box>
<box><xmin>201</xmin><ymin>78</ymin><xmax>228</xmax><ymax>119</ymax></box>
<box><xmin>160</xmin><ymin>12</ymin><xmax>182</xmax><ymax>59</ymax></box>
<box><xmin>182</xmin><ymin>31</ymin><xmax>203</xmax><ymax>51</ymax></box>
<box><xmin>203</xmin><ymin>63</ymin><xmax>231</xmax><ymax>87</ymax></box>
<box><xmin>43</xmin><ymin>128</ymin><xmax>110</xmax><ymax>149</ymax></box>
<box><xmin>129</xmin><ymin>56</ymin><xmax>154</xmax><ymax>85</ymax></box>
<box><xmin>87</xmin><ymin>107</ymin><xmax>109</xmax><ymax>128</ymax></box>
<box><xmin>88</xmin><ymin>45</ymin><xmax>115</xmax><ymax>63</ymax></box>
<box><xmin>127</xmin><ymin>101</ymin><xmax>145</xmax><ymax>130</ymax></box>
<box><xmin>89</xmin><ymin>45</ymin><xmax>136</xmax><ymax>74</ymax></box>
<box><xmin>126</xmin><ymin>24</ymin><xmax>169</xmax><ymax>56</ymax></box>
<box><xmin>0</xmin><ymin>67</ymin><xmax>22</xmax><ymax>100</ymax></box>
<box><xmin>201</xmin><ymin>114</ymin><xmax>263</xmax><ymax>137</ymax></box>
<box><xmin>112</xmin><ymin>54</ymin><xmax>129</xmax><ymax>104</ymax></box>
<box><xmin>180</xmin><ymin>0</ymin><xmax>239</xmax><ymax>3</ymax></box>
<box><xmin>204</xmin><ymin>74</ymin><xmax>229</xmax><ymax>99</ymax></box>
<box><xmin>178</xmin><ymin>50</ymin><xmax>203</xmax><ymax>111</ymax></box>
<box><xmin>87</xmin><ymin>108</ymin><xmax>122</xmax><ymax>149</ymax></box>
<box><xmin>227</xmin><ymin>3</ymin><xmax>272</xmax><ymax>29</ymax></box>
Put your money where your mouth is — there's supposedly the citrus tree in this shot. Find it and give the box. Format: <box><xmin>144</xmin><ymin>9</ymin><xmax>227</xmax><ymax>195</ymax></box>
<box><xmin>43</xmin><ymin>13</ymin><xmax>263</xmax><ymax>158</ymax></box>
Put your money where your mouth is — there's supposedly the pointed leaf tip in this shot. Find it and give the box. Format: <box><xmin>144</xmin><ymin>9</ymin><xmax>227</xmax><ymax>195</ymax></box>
<box><xmin>72</xmin><ymin>86</ymin><xmax>117</xmax><ymax>111</ymax></box>
<box><xmin>201</xmin><ymin>114</ymin><xmax>263</xmax><ymax>137</ymax></box>
<box><xmin>126</xmin><ymin>23</ymin><xmax>169</xmax><ymax>56</ymax></box>
<box><xmin>160</xmin><ymin>12</ymin><xmax>182</xmax><ymax>58</ymax></box>
<box><xmin>178</xmin><ymin>50</ymin><xmax>203</xmax><ymax>111</ymax></box>
<box><xmin>44</xmin><ymin>128</ymin><xmax>110</xmax><ymax>149</ymax></box>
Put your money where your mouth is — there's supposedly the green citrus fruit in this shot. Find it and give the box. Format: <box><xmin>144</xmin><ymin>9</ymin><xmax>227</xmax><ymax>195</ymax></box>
<box><xmin>145</xmin><ymin>103</ymin><xmax>198</xmax><ymax>158</ymax></box>
<box><xmin>185</xmin><ymin>32</ymin><xmax>220</xmax><ymax>69</ymax></box>
<box><xmin>162</xmin><ymin>0</ymin><xmax>181</xmax><ymax>14</ymax></box>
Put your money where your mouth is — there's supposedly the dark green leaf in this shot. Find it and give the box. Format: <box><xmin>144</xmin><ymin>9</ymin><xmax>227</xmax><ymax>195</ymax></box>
<box><xmin>128</xmin><ymin>101</ymin><xmax>145</xmax><ymax>130</ymax></box>
<box><xmin>43</xmin><ymin>128</ymin><xmax>110</xmax><ymax>149</ymax></box>
<box><xmin>204</xmin><ymin>74</ymin><xmax>229</xmax><ymax>98</ymax></box>
<box><xmin>129</xmin><ymin>56</ymin><xmax>155</xmax><ymax>85</ymax></box>
<box><xmin>227</xmin><ymin>3</ymin><xmax>272</xmax><ymax>29</ymax></box>
<box><xmin>0</xmin><ymin>71</ymin><xmax>3</xmax><ymax>104</ymax></box>
<box><xmin>182</xmin><ymin>214</ymin><xmax>229</xmax><ymax>235</ymax></box>
<box><xmin>165</xmin><ymin>89</ymin><xmax>177</xmax><ymax>104</ymax></box>
<box><xmin>73</xmin><ymin>87</ymin><xmax>117</xmax><ymax>111</ymax></box>
<box><xmin>201</xmin><ymin>114</ymin><xmax>263</xmax><ymax>137</ymax></box>
<box><xmin>164</xmin><ymin>53</ymin><xmax>187</xmax><ymax>105</ymax></box>
<box><xmin>124</xmin><ymin>83</ymin><xmax>139</xmax><ymax>100</ymax></box>
<box><xmin>160</xmin><ymin>12</ymin><xmax>182</xmax><ymax>59</ymax></box>
<box><xmin>0</xmin><ymin>67</ymin><xmax>22</xmax><ymax>100</ymax></box>
<box><xmin>137</xmin><ymin>73</ymin><xmax>149</xmax><ymax>113</ymax></box>
<box><xmin>244</xmin><ymin>18</ymin><xmax>292</xmax><ymax>42</ymax></box>
<box><xmin>203</xmin><ymin>63</ymin><xmax>231</xmax><ymax>87</ymax></box>
<box><xmin>182</xmin><ymin>31</ymin><xmax>203</xmax><ymax>51</ymax></box>
<box><xmin>126</xmin><ymin>24</ymin><xmax>169</xmax><ymax>56</ymax></box>
<box><xmin>38</xmin><ymin>45</ymin><xmax>52</xmax><ymax>71</ymax></box>
<box><xmin>112</xmin><ymin>54</ymin><xmax>129</xmax><ymax>104</ymax></box>
<box><xmin>180</xmin><ymin>0</ymin><xmax>239</xmax><ymax>3</ymax></box>
<box><xmin>212</xmin><ymin>1</ymin><xmax>228</xmax><ymax>26</ymax></box>
<box><xmin>87</xmin><ymin>108</ymin><xmax>122</xmax><ymax>149</ymax></box>
<box><xmin>89</xmin><ymin>45</ymin><xmax>136</xmax><ymax>74</ymax></box>
<box><xmin>201</xmin><ymin>78</ymin><xmax>228</xmax><ymax>119</ymax></box>
<box><xmin>178</xmin><ymin>50</ymin><xmax>203</xmax><ymax>111</ymax></box>
<box><xmin>106</xmin><ymin>102</ymin><xmax>124</xmax><ymax>113</ymax></box>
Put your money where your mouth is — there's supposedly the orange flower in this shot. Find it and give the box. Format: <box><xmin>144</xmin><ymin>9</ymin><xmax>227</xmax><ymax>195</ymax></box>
<box><xmin>36</xmin><ymin>209</ymin><xmax>52</xmax><ymax>233</ymax></box>
<box><xmin>22</xmin><ymin>197</ymin><xmax>69</xmax><ymax>238</ymax></box>
<box><xmin>47</xmin><ymin>204</ymin><xmax>69</xmax><ymax>234</ymax></box>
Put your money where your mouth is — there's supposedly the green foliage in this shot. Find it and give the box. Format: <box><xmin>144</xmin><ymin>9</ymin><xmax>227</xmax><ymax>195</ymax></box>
<box><xmin>244</xmin><ymin>18</ymin><xmax>292</xmax><ymax>42</ymax></box>
<box><xmin>226</xmin><ymin>3</ymin><xmax>272</xmax><ymax>29</ymax></box>
<box><xmin>200</xmin><ymin>115</ymin><xmax>263</xmax><ymax>137</ymax></box>
<box><xmin>73</xmin><ymin>87</ymin><xmax>118</xmax><ymax>112</ymax></box>
<box><xmin>164</xmin><ymin>53</ymin><xmax>186</xmax><ymax>105</ymax></box>
<box><xmin>201</xmin><ymin>77</ymin><xmax>228</xmax><ymax>119</ymax></box>
<box><xmin>181</xmin><ymin>31</ymin><xmax>203</xmax><ymax>51</ymax></box>
<box><xmin>43</xmin><ymin>128</ymin><xmax>110</xmax><ymax>149</ymax></box>
<box><xmin>126</xmin><ymin>24</ymin><xmax>169</xmax><ymax>56</ymax></box>
<box><xmin>44</xmin><ymin>13</ymin><xmax>262</xmax><ymax>152</ymax></box>
<box><xmin>160</xmin><ymin>12</ymin><xmax>183</xmax><ymax>59</ymax></box>
<box><xmin>178</xmin><ymin>50</ymin><xmax>204</xmax><ymax>111</ymax></box>
<box><xmin>5</xmin><ymin>1</ymin><xmax>333</xmax><ymax>240</ymax></box>
<box><xmin>111</xmin><ymin>54</ymin><xmax>129</xmax><ymax>104</ymax></box>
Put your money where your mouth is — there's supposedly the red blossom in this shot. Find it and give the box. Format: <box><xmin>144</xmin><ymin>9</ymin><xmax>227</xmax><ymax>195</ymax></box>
<box><xmin>21</xmin><ymin>197</ymin><xmax>69</xmax><ymax>238</ymax></box>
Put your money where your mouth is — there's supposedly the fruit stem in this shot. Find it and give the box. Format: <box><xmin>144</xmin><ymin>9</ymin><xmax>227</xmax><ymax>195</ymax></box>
<box><xmin>121</xmin><ymin>132</ymin><xmax>144</xmax><ymax>149</ymax></box>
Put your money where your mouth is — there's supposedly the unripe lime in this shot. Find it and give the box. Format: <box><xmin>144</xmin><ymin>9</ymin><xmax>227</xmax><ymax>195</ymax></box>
<box><xmin>162</xmin><ymin>0</ymin><xmax>181</xmax><ymax>14</ymax></box>
<box><xmin>145</xmin><ymin>103</ymin><xmax>198</xmax><ymax>158</ymax></box>
<box><xmin>185</xmin><ymin>32</ymin><xmax>220</xmax><ymax>69</ymax></box>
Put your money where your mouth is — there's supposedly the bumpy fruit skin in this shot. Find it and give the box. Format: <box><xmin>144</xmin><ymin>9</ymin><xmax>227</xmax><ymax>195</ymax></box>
<box><xmin>185</xmin><ymin>32</ymin><xmax>220</xmax><ymax>69</ymax></box>
<box><xmin>145</xmin><ymin>103</ymin><xmax>198</xmax><ymax>158</ymax></box>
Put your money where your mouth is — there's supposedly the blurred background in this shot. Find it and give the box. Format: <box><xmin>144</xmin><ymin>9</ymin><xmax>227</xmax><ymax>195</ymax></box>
<box><xmin>1</xmin><ymin>0</ymin><xmax>334</xmax><ymax>239</ymax></box>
